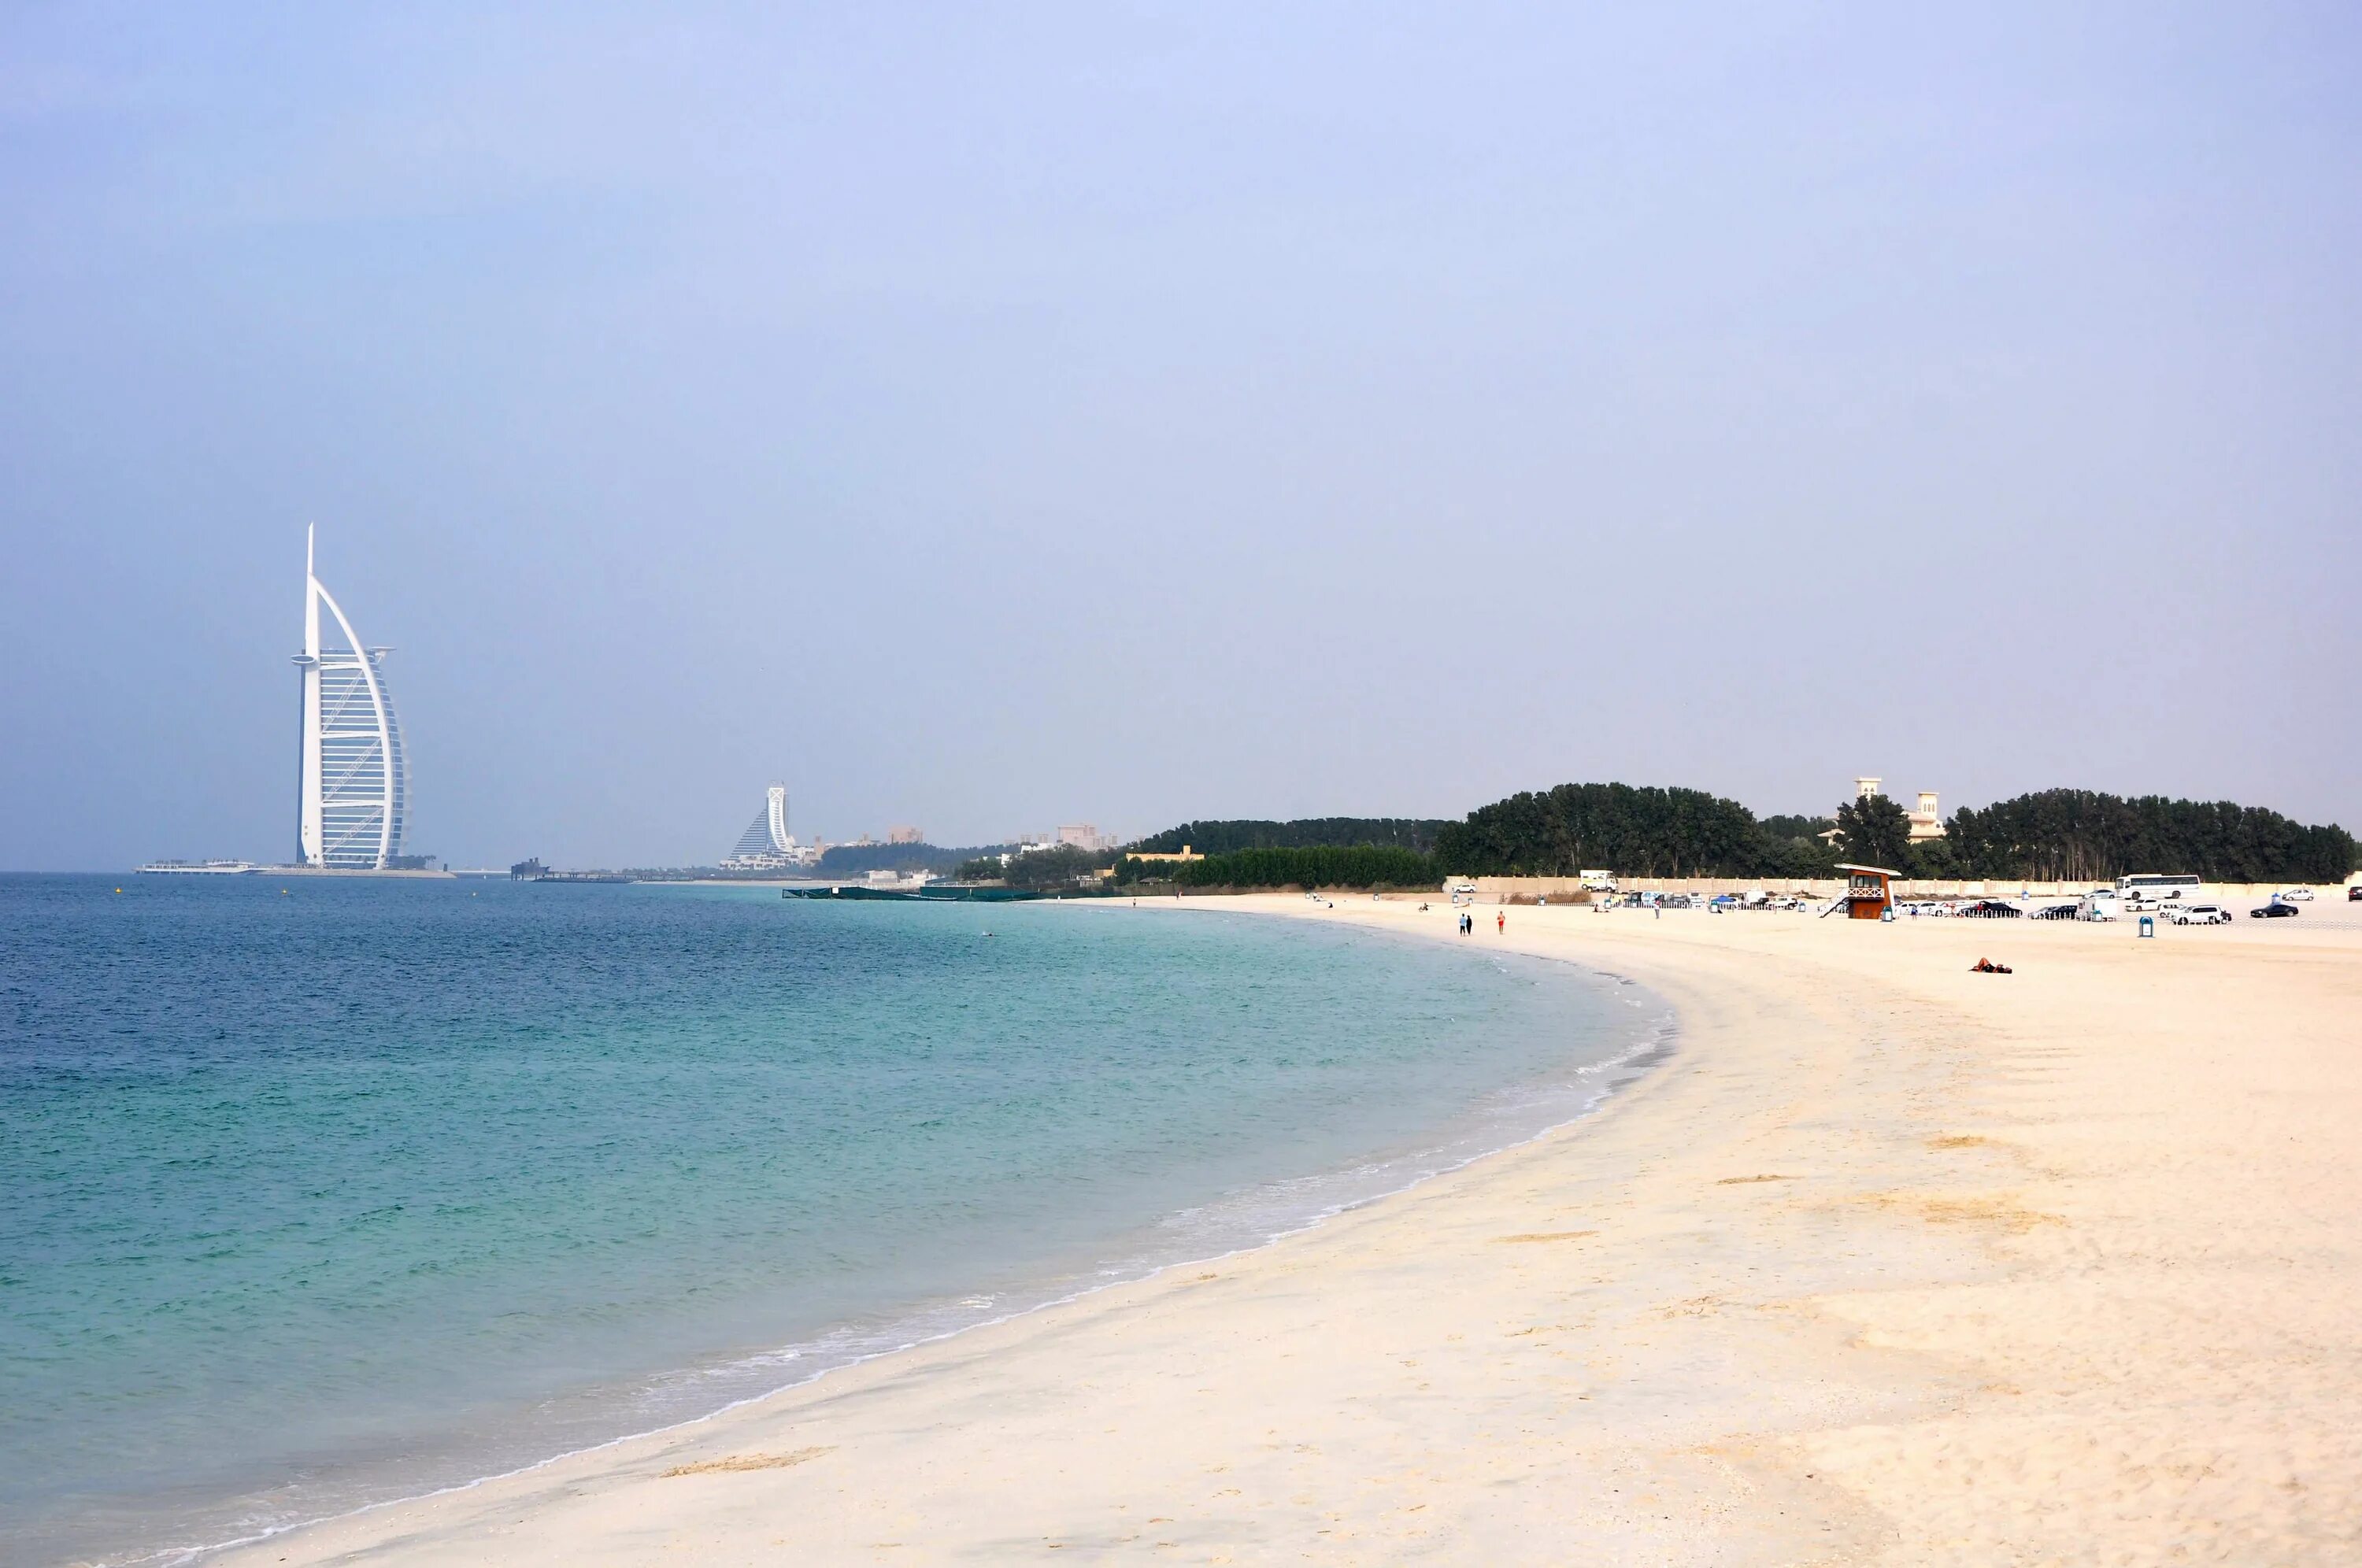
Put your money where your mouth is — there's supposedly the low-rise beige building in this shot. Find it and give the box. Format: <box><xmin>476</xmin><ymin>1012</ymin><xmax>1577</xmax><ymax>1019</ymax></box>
<box><xmin>1853</xmin><ymin>776</ymin><xmax>1946</xmax><ymax>841</ymax></box>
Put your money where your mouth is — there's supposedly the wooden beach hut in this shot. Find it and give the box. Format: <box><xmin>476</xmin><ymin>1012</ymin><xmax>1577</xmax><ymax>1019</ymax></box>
<box><xmin>1835</xmin><ymin>864</ymin><xmax>1901</xmax><ymax>919</ymax></box>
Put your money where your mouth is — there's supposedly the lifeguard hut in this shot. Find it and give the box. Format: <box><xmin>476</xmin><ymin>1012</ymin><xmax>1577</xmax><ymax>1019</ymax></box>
<box><xmin>1834</xmin><ymin>864</ymin><xmax>1901</xmax><ymax>919</ymax></box>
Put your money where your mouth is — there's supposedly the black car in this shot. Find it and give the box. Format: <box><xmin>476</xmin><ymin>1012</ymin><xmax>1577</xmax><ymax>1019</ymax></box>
<box><xmin>2031</xmin><ymin>903</ymin><xmax>2080</xmax><ymax>920</ymax></box>
<box><xmin>2351</xmin><ymin>886</ymin><xmax>2362</xmax><ymax>902</ymax></box>
<box><xmin>2251</xmin><ymin>901</ymin><xmax>2300</xmax><ymax>919</ymax></box>
<box><xmin>1961</xmin><ymin>899</ymin><xmax>2023</xmax><ymax>918</ymax></box>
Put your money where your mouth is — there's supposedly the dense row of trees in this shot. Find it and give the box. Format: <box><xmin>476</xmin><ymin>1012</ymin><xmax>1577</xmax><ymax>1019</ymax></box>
<box><xmin>1432</xmin><ymin>783</ymin><xmax>1818</xmax><ymax>878</ymax></box>
<box><xmin>1128</xmin><ymin>818</ymin><xmax>1452</xmax><ymax>856</ymax></box>
<box><xmin>952</xmin><ymin>841</ymin><xmax>1440</xmax><ymax>892</ymax></box>
<box><xmin>1934</xmin><ymin>790</ymin><xmax>2357</xmax><ymax>883</ymax></box>
<box><xmin>948</xmin><ymin>786</ymin><xmax>2356</xmax><ymax>894</ymax></box>
<box><xmin>820</xmin><ymin>841</ymin><xmax>1011</xmax><ymax>876</ymax></box>
<box><xmin>953</xmin><ymin>845</ymin><xmax>1114</xmax><ymax>889</ymax></box>
<box><xmin>1432</xmin><ymin>781</ymin><xmax>2357</xmax><ymax>883</ymax></box>
<box><xmin>1130</xmin><ymin>845</ymin><xmax>1440</xmax><ymax>889</ymax></box>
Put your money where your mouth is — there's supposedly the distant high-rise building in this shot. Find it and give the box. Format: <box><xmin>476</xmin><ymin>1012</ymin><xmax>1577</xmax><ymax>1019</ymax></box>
<box><xmin>727</xmin><ymin>785</ymin><xmax>793</xmax><ymax>864</ymax></box>
<box><xmin>294</xmin><ymin>527</ymin><xmax>409</xmax><ymax>869</ymax></box>
<box><xmin>726</xmin><ymin>784</ymin><xmax>816</xmax><ymax>867</ymax></box>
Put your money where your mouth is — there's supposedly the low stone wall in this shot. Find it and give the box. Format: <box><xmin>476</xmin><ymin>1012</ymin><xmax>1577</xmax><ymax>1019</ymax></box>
<box><xmin>1463</xmin><ymin>876</ymin><xmax>1839</xmax><ymax>900</ymax></box>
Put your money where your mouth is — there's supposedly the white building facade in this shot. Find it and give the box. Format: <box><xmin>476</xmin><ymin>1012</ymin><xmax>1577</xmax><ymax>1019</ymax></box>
<box><xmin>294</xmin><ymin>528</ymin><xmax>409</xmax><ymax>869</ymax></box>
<box><xmin>724</xmin><ymin>784</ymin><xmax>816</xmax><ymax>868</ymax></box>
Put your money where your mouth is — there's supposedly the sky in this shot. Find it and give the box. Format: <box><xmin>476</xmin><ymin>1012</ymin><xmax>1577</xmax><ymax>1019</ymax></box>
<box><xmin>3</xmin><ymin>2</ymin><xmax>2357</xmax><ymax>871</ymax></box>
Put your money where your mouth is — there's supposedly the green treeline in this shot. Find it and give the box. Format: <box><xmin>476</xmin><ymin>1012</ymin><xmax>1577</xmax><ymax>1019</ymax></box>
<box><xmin>1128</xmin><ymin>818</ymin><xmax>1452</xmax><ymax>856</ymax></box>
<box><xmin>819</xmin><ymin>841</ymin><xmax>1012</xmax><ymax>876</ymax></box>
<box><xmin>1431</xmin><ymin>781</ymin><xmax>2358</xmax><ymax>883</ymax></box>
<box><xmin>1123</xmin><ymin>845</ymin><xmax>1439</xmax><ymax>889</ymax></box>
<box><xmin>1938</xmin><ymin>790</ymin><xmax>2357</xmax><ymax>883</ymax></box>
<box><xmin>974</xmin><ymin>786</ymin><xmax>2356</xmax><ymax>893</ymax></box>
<box><xmin>1432</xmin><ymin>783</ymin><xmax>1827</xmax><ymax>878</ymax></box>
<box><xmin>953</xmin><ymin>845</ymin><xmax>1111</xmax><ymax>889</ymax></box>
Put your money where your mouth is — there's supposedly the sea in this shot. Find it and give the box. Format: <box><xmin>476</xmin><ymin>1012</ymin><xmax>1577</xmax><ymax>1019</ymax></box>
<box><xmin>0</xmin><ymin>875</ymin><xmax>1670</xmax><ymax>1566</ymax></box>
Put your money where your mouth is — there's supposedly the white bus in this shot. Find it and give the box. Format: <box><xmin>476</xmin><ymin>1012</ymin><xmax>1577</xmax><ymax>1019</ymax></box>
<box><xmin>2116</xmin><ymin>873</ymin><xmax>2200</xmax><ymax>904</ymax></box>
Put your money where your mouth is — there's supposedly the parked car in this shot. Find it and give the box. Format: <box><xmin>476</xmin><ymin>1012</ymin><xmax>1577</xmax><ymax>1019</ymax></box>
<box><xmin>2172</xmin><ymin>904</ymin><xmax>2231</xmax><ymax>926</ymax></box>
<box><xmin>2351</xmin><ymin>885</ymin><xmax>2362</xmax><ymax>902</ymax></box>
<box><xmin>2277</xmin><ymin>887</ymin><xmax>2314</xmax><ymax>901</ymax></box>
<box><xmin>1961</xmin><ymin>899</ymin><xmax>2023</xmax><ymax>918</ymax></box>
<box><xmin>1657</xmin><ymin>893</ymin><xmax>1695</xmax><ymax>909</ymax></box>
<box><xmin>2251</xmin><ymin>901</ymin><xmax>2300</xmax><ymax>919</ymax></box>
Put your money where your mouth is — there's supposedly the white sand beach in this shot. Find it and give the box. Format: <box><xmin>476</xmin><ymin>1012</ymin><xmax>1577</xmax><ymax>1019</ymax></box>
<box><xmin>215</xmin><ymin>897</ymin><xmax>2362</xmax><ymax>1566</ymax></box>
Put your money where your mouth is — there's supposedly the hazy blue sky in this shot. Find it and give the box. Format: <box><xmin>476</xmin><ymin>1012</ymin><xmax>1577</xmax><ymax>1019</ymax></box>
<box><xmin>4</xmin><ymin>3</ymin><xmax>2356</xmax><ymax>870</ymax></box>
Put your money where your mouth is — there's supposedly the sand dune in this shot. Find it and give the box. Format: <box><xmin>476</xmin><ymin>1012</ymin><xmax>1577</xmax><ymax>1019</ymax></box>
<box><xmin>216</xmin><ymin>898</ymin><xmax>2362</xmax><ymax>1565</ymax></box>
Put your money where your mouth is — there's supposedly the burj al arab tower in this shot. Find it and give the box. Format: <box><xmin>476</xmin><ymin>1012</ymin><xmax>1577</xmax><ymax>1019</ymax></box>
<box><xmin>292</xmin><ymin>527</ymin><xmax>409</xmax><ymax>869</ymax></box>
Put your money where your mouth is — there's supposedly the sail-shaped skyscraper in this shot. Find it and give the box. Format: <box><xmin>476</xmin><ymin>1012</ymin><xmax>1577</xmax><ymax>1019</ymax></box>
<box><xmin>293</xmin><ymin>528</ymin><xmax>409</xmax><ymax>869</ymax></box>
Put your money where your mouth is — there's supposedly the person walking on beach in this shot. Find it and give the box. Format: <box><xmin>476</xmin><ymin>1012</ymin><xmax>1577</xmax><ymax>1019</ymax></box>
<box><xmin>1496</xmin><ymin>910</ymin><xmax>1505</xmax><ymax>934</ymax></box>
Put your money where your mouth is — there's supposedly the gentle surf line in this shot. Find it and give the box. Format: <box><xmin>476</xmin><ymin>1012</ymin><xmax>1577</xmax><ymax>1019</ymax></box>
<box><xmin>132</xmin><ymin>958</ymin><xmax>1675</xmax><ymax>1568</ymax></box>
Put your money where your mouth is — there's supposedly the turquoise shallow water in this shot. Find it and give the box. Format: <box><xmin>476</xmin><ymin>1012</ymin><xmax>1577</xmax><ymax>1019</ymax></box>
<box><xmin>0</xmin><ymin>875</ymin><xmax>1667</xmax><ymax>1565</ymax></box>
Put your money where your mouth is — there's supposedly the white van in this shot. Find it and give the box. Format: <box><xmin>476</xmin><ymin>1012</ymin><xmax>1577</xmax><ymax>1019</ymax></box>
<box><xmin>1579</xmin><ymin>870</ymin><xmax>1616</xmax><ymax>893</ymax></box>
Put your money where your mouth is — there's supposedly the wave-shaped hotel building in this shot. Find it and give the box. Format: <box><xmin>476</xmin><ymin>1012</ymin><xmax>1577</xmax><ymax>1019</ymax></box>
<box><xmin>724</xmin><ymin>784</ymin><xmax>816</xmax><ymax>869</ymax></box>
<box><xmin>293</xmin><ymin>528</ymin><xmax>409</xmax><ymax>869</ymax></box>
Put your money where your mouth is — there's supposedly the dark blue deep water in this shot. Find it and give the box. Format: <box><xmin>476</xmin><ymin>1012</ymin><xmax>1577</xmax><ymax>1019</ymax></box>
<box><xmin>0</xmin><ymin>875</ymin><xmax>1666</xmax><ymax>1564</ymax></box>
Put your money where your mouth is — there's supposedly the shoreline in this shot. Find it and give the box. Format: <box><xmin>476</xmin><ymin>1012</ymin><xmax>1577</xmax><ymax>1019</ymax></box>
<box><xmin>176</xmin><ymin>1012</ymin><xmax>1669</xmax><ymax>1568</ymax></box>
<box><xmin>213</xmin><ymin>896</ymin><xmax>2362</xmax><ymax>1565</ymax></box>
<box><xmin>116</xmin><ymin>911</ymin><xmax>1668</xmax><ymax>1568</ymax></box>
